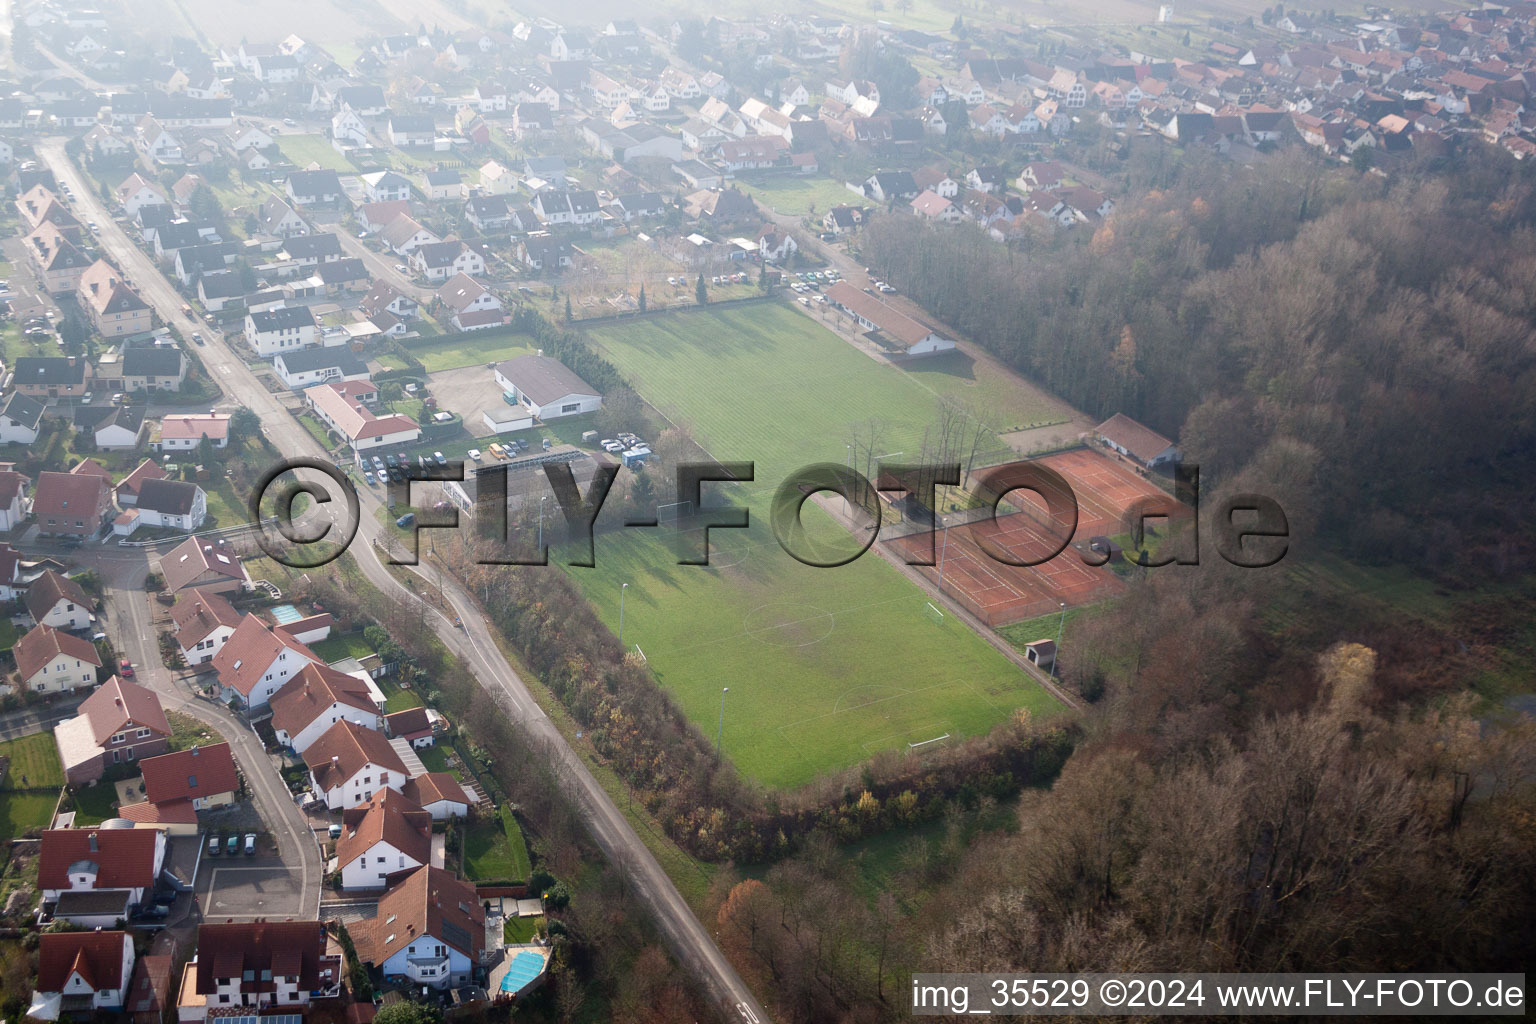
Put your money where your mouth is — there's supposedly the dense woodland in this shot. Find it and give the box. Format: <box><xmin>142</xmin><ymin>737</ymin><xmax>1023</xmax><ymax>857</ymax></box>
<box><xmin>865</xmin><ymin>142</ymin><xmax>1536</xmax><ymax>575</ymax></box>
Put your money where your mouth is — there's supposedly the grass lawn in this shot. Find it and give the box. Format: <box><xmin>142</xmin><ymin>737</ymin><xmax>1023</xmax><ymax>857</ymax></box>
<box><xmin>412</xmin><ymin>331</ymin><xmax>539</xmax><ymax>373</ymax></box>
<box><xmin>70</xmin><ymin>781</ymin><xmax>120</xmax><ymax>826</ymax></box>
<box><xmin>201</xmin><ymin>476</ymin><xmax>252</xmax><ymax>531</ymax></box>
<box><xmin>165</xmin><ymin>710</ymin><xmax>219</xmax><ymax>752</ymax></box>
<box><xmin>376</xmin><ymin>676</ymin><xmax>424</xmax><ymax>713</ymax></box>
<box><xmin>583</xmin><ymin>302</ymin><xmax>1053</xmax><ymax>496</ymax></box>
<box><xmin>561</xmin><ymin>508</ymin><xmax>1058</xmax><ymax>791</ymax></box>
<box><xmin>503</xmin><ymin>914</ymin><xmax>544</xmax><ymax>943</ymax></box>
<box><xmin>277</xmin><ymin>134</ymin><xmax>355</xmax><ymax>172</ymax></box>
<box><xmin>462</xmin><ymin>805</ymin><xmax>532</xmax><ymax>883</ymax></box>
<box><xmin>736</xmin><ymin>175</ymin><xmax>861</xmax><ymax>217</ymax></box>
<box><xmin>0</xmin><ymin>618</ymin><xmax>17</xmax><ymax>652</ymax></box>
<box><xmin>415</xmin><ymin>743</ymin><xmax>462</xmax><ymax>779</ymax></box>
<box><xmin>0</xmin><ymin>733</ymin><xmax>64</xmax><ymax>790</ymax></box>
<box><xmin>308</xmin><ymin>632</ymin><xmax>376</xmax><ymax>664</ymax></box>
<box><xmin>0</xmin><ymin>791</ymin><xmax>58</xmax><ymax>844</ymax></box>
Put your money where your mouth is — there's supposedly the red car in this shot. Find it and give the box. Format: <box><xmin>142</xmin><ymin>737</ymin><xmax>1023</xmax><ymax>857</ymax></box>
<box><xmin>118</xmin><ymin>660</ymin><xmax>134</xmax><ymax>679</ymax></box>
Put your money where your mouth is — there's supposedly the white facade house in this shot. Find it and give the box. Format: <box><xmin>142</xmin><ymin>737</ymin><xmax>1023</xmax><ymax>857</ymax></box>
<box><xmin>245</xmin><ymin>305</ymin><xmax>319</xmax><ymax>357</ymax></box>
<box><xmin>494</xmin><ymin>354</ymin><xmax>603</xmax><ymax>420</ymax></box>
<box><xmin>270</xmin><ymin>662</ymin><xmax>384</xmax><ymax>755</ymax></box>
<box><xmin>31</xmin><ymin>931</ymin><xmax>135</xmax><ymax>1018</ymax></box>
<box><xmin>302</xmin><ymin>720</ymin><xmax>409</xmax><ymax>810</ymax></box>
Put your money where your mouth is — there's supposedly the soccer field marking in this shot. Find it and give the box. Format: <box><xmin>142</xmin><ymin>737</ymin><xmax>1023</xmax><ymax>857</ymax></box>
<box><xmin>832</xmin><ymin>681</ymin><xmax>917</xmax><ymax>714</ymax></box>
<box><xmin>743</xmin><ymin>603</ymin><xmax>837</xmax><ymax>648</ymax></box>
<box><xmin>777</xmin><ymin>679</ymin><xmax>958</xmax><ymax>730</ymax></box>
<box><xmin>859</xmin><ymin>721</ymin><xmax>954</xmax><ymax>757</ymax></box>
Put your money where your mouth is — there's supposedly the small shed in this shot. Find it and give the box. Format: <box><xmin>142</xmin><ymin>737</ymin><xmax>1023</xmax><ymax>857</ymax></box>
<box><xmin>1024</xmin><ymin>639</ymin><xmax>1057</xmax><ymax>671</ymax></box>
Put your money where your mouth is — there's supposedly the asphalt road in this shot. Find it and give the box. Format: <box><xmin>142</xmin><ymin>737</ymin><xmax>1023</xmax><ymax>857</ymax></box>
<box><xmin>38</xmin><ymin>141</ymin><xmax>769</xmax><ymax>1024</ymax></box>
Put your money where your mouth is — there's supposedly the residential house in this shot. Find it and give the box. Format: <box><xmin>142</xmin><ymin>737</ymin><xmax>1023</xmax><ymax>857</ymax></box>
<box><xmin>156</xmin><ymin>413</ymin><xmax>230</xmax><ymax>452</ymax></box>
<box><xmin>423</xmin><ymin>169</ymin><xmax>465</xmax><ymax>201</ymax></box>
<box><xmin>384</xmin><ymin>707</ymin><xmax>436</xmax><ymax>748</ymax></box>
<box><xmin>306</xmin><ymin>380</ymin><xmax>421</xmax><ymax>454</ymax></box>
<box><xmin>121</xmin><ymin>347</ymin><xmax>188</xmax><ymax>391</ymax></box>
<box><xmin>180</xmin><ymin>921</ymin><xmax>339</xmax><ymax>1019</ymax></box>
<box><xmin>13</xmin><ymin>623</ymin><xmax>100</xmax><ymax>694</ymax></box>
<box><xmin>169</xmin><ymin>589</ymin><xmax>241</xmax><ymax>666</ymax></box>
<box><xmin>336</xmin><ymin>787</ymin><xmax>431</xmax><ymax>890</ymax></box>
<box><xmin>515</xmin><ymin>233</ymin><xmax>573</xmax><ymax>275</ymax></box>
<box><xmin>39</xmin><ymin>826</ymin><xmax>167</xmax><ymax>926</ymax></box>
<box><xmin>864</xmin><ymin>171</ymin><xmax>919</xmax><ymax>202</ymax></box>
<box><xmin>259</xmin><ymin>196</ymin><xmax>309</xmax><ymax>238</ymax></box>
<box><xmin>0</xmin><ymin>475</ymin><xmax>28</xmax><ymax>533</ymax></box>
<box><xmin>409</xmin><ymin>239</ymin><xmax>486</xmax><ymax>282</ymax></box>
<box><xmin>116</xmin><ymin>173</ymin><xmax>168</xmax><ymax>217</ymax></box>
<box><xmin>53</xmin><ymin>674</ymin><xmax>172</xmax><ymax>783</ymax></box>
<box><xmin>210</xmin><ymin>613</ymin><xmax>321</xmax><ymax>709</ymax></box>
<box><xmin>157</xmin><ymin>536</ymin><xmax>248</xmax><ymax>596</ymax></box>
<box><xmin>13</xmin><ymin>355</ymin><xmax>90</xmax><ymax>401</ymax></box>
<box><xmin>755</xmin><ymin>224</ymin><xmax>798</xmax><ymax>263</ymax></box>
<box><xmin>273</xmin><ymin>347</ymin><xmax>370</xmax><ymax>390</ymax></box>
<box><xmin>911</xmin><ymin>190</ymin><xmax>963</xmax><ymax>224</ymax></box>
<box><xmin>245</xmin><ymin>305</ymin><xmax>320</xmax><ymax>357</ymax></box>
<box><xmin>269</xmin><ymin>661</ymin><xmax>383</xmax><ymax>754</ymax></box>
<box><xmin>114</xmin><ymin>460</ymin><xmax>166</xmax><ymax>507</ymax></box>
<box><xmin>464</xmin><ymin>194</ymin><xmax>514</xmax><ymax>232</ymax></box>
<box><xmin>119</xmin><ymin>478</ymin><xmax>206</xmax><ymax>534</ymax></box>
<box><xmin>136</xmin><ymin>742</ymin><xmax>239</xmax><ymax>811</ymax></box>
<box><xmin>32</xmin><ymin>931</ymin><xmax>135</xmax><ymax>1017</ymax></box>
<box><xmin>0</xmin><ymin>392</ymin><xmax>44</xmax><ymax>444</ymax></box>
<box><xmin>361</xmin><ymin>170</ymin><xmax>412</xmax><ymax>203</ymax></box>
<box><xmin>436</xmin><ymin>273</ymin><xmax>503</xmax><ymax>332</ymax></box>
<box><xmin>25</xmin><ymin>570</ymin><xmax>93</xmax><ymax>630</ymax></box>
<box><xmin>387</xmin><ymin>115</ymin><xmax>435</xmax><ymax>148</ymax></box>
<box><xmin>401</xmin><ymin>773</ymin><xmax>471</xmax><ymax>821</ymax></box>
<box><xmin>285</xmin><ymin>169</ymin><xmax>345</xmax><ymax>206</ymax></box>
<box><xmin>360</xmin><ymin>281</ymin><xmax>419</xmax><ymax>320</ymax></box>
<box><xmin>302</xmin><ymin>719</ymin><xmax>409</xmax><ymax>809</ymax></box>
<box><xmin>32</xmin><ymin>472</ymin><xmax>112</xmax><ymax>539</ymax></box>
<box><xmin>379</xmin><ymin>214</ymin><xmax>440</xmax><ymax>256</ymax></box>
<box><xmin>352</xmin><ymin>866</ymin><xmax>484</xmax><ymax>988</ymax></box>
<box><xmin>75</xmin><ymin>404</ymin><xmax>147</xmax><ymax>450</ymax></box>
<box><xmin>495</xmin><ymin>354</ymin><xmax>602</xmax><ymax>419</ymax></box>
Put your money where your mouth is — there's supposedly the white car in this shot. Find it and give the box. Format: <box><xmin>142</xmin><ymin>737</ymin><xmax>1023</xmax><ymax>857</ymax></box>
<box><xmin>467</xmin><ymin>448</ymin><xmax>483</xmax><ymax>461</ymax></box>
<box><xmin>395</xmin><ymin>264</ymin><xmax>409</xmax><ymax>273</ymax></box>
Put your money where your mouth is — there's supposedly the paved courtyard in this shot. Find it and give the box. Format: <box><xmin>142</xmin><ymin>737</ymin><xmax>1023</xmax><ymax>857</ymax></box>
<box><xmin>426</xmin><ymin>365</ymin><xmax>511</xmax><ymax>438</ymax></box>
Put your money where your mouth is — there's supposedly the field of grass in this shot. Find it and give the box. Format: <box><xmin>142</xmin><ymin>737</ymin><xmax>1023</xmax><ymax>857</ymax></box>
<box><xmin>376</xmin><ymin>677</ymin><xmax>424</xmax><ymax>713</ymax></box>
<box><xmin>503</xmin><ymin>914</ymin><xmax>544</xmax><ymax>943</ymax></box>
<box><xmin>0</xmin><ymin>792</ymin><xmax>58</xmax><ymax>844</ymax></box>
<box><xmin>276</xmin><ymin>134</ymin><xmax>355</xmax><ymax>173</ymax></box>
<box><xmin>463</xmin><ymin>805</ymin><xmax>532</xmax><ymax>882</ymax></box>
<box><xmin>583</xmin><ymin>303</ymin><xmax>1054</xmax><ymax>490</ymax></box>
<box><xmin>562</xmin><ymin>508</ymin><xmax>1058</xmax><ymax>790</ymax></box>
<box><xmin>413</xmin><ymin>331</ymin><xmax>539</xmax><ymax>373</ymax></box>
<box><xmin>736</xmin><ymin>175</ymin><xmax>861</xmax><ymax>217</ymax></box>
<box><xmin>309</xmin><ymin>631</ymin><xmax>376</xmax><ymax>664</ymax></box>
<box><xmin>0</xmin><ymin>733</ymin><xmax>64</xmax><ymax>790</ymax></box>
<box><xmin>70</xmin><ymin>782</ymin><xmax>119</xmax><ymax>826</ymax></box>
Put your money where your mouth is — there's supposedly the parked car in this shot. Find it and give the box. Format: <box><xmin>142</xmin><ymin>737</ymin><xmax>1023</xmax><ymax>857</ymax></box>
<box><xmin>362</xmin><ymin>470</ymin><xmax>375</xmax><ymax>485</ymax></box>
<box><xmin>395</xmin><ymin>512</ymin><xmax>416</xmax><ymax>528</ymax></box>
<box><xmin>467</xmin><ymin>448</ymin><xmax>482</xmax><ymax>461</ymax></box>
<box><xmin>433</xmin><ymin>451</ymin><xmax>447</xmax><ymax>465</ymax></box>
<box><xmin>243</xmin><ymin>833</ymin><xmax>257</xmax><ymax>856</ymax></box>
<box><xmin>371</xmin><ymin>455</ymin><xmax>385</xmax><ymax>470</ymax></box>
<box><xmin>487</xmin><ymin>443</ymin><xmax>505</xmax><ymax>460</ymax></box>
<box><xmin>226</xmin><ymin>834</ymin><xmax>239</xmax><ymax>855</ymax></box>
<box><xmin>385</xmin><ymin>454</ymin><xmax>398</xmax><ymax>468</ymax></box>
<box><xmin>191</xmin><ymin>333</ymin><xmax>204</xmax><ymax>345</ymax></box>
<box><xmin>328</xmin><ymin>823</ymin><xmax>343</xmax><ymax>839</ymax></box>
<box><xmin>207</xmin><ymin>834</ymin><xmax>221</xmax><ymax>857</ymax></box>
<box><xmin>118</xmin><ymin>660</ymin><xmax>134</xmax><ymax>679</ymax></box>
<box><xmin>541</xmin><ymin>438</ymin><xmax>552</xmax><ymax>451</ymax></box>
<box><xmin>394</xmin><ymin>263</ymin><xmax>408</xmax><ymax>273</ymax></box>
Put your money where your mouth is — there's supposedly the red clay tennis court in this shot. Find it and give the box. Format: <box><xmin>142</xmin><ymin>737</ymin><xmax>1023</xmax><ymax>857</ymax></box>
<box><xmin>883</xmin><ymin>448</ymin><xmax>1186</xmax><ymax>627</ymax></box>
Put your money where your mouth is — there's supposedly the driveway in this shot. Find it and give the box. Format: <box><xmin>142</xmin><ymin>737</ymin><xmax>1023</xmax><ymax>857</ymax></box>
<box><xmin>425</xmin><ymin>365</ymin><xmax>507</xmax><ymax>438</ymax></box>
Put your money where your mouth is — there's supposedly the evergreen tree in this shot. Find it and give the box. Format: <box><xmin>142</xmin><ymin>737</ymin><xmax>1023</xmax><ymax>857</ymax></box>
<box><xmin>638</xmin><ymin>284</ymin><xmax>646</xmax><ymax>312</ymax></box>
<box><xmin>565</xmin><ymin>295</ymin><xmax>573</xmax><ymax>322</ymax></box>
<box><xmin>696</xmin><ymin>272</ymin><xmax>708</xmax><ymax>305</ymax></box>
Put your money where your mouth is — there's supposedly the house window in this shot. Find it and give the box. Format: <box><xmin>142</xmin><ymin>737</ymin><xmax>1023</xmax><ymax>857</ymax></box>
<box><xmin>137</xmin><ymin>728</ymin><xmax>151</xmax><ymax>738</ymax></box>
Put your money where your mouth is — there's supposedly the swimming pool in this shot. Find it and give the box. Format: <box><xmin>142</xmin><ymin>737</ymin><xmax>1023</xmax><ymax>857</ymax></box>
<box><xmin>269</xmin><ymin>603</ymin><xmax>303</xmax><ymax>625</ymax></box>
<box><xmin>498</xmin><ymin>951</ymin><xmax>545</xmax><ymax>994</ymax></box>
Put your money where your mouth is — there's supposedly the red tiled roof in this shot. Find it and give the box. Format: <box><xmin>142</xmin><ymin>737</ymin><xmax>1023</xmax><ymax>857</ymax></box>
<box><xmin>37</xmin><ymin>931</ymin><xmax>130</xmax><ymax>993</ymax></box>
<box><xmin>210</xmin><ymin>614</ymin><xmax>320</xmax><ymax>698</ymax></box>
<box><xmin>352</xmin><ymin>865</ymin><xmax>484</xmax><ymax>965</ymax></box>
<box><xmin>158</xmin><ymin>536</ymin><xmax>248</xmax><ymax>594</ymax></box>
<box><xmin>118</xmin><ymin>797</ymin><xmax>197</xmax><ymax>825</ymax></box>
<box><xmin>337</xmin><ymin>787</ymin><xmax>431</xmax><ymax>879</ymax></box>
<box><xmin>301</xmin><ymin>719</ymin><xmax>407</xmax><ymax>791</ymax></box>
<box><xmin>78</xmin><ymin>675</ymin><xmax>171</xmax><ymax>745</ymax></box>
<box><xmin>39</xmin><ymin>828</ymin><xmax>161</xmax><ymax>890</ymax></box>
<box><xmin>127</xmin><ymin>953</ymin><xmax>174</xmax><ymax>1016</ymax></box>
<box><xmin>402</xmin><ymin>771</ymin><xmax>469</xmax><ymax>809</ymax></box>
<box><xmin>13</xmin><ymin>622</ymin><xmax>101</xmax><ymax>681</ymax></box>
<box><xmin>269</xmin><ymin>662</ymin><xmax>378</xmax><ymax>741</ymax></box>
<box><xmin>23</xmin><ymin>569</ymin><xmax>92</xmax><ymax>622</ymax></box>
<box><xmin>1095</xmin><ymin>413</ymin><xmax>1176</xmax><ymax>462</ymax></box>
<box><xmin>193</xmin><ymin>921</ymin><xmax>330</xmax><ymax>994</ymax></box>
<box><xmin>384</xmin><ymin>706</ymin><xmax>430</xmax><ymax>738</ymax></box>
<box><xmin>138</xmin><ymin>742</ymin><xmax>239</xmax><ymax>804</ymax></box>
<box><xmin>169</xmin><ymin>589</ymin><xmax>242</xmax><ymax>651</ymax></box>
<box><xmin>116</xmin><ymin>458</ymin><xmax>167</xmax><ymax>498</ymax></box>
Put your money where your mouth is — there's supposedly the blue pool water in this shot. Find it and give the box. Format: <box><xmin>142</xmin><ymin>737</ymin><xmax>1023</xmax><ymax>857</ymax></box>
<box><xmin>499</xmin><ymin>951</ymin><xmax>545</xmax><ymax>994</ymax></box>
<box><xmin>270</xmin><ymin>603</ymin><xmax>303</xmax><ymax>624</ymax></box>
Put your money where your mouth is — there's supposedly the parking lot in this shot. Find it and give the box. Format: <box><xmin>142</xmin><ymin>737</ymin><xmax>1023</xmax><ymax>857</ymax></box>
<box><xmin>425</xmin><ymin>365</ymin><xmax>508</xmax><ymax>438</ymax></box>
<box><xmin>194</xmin><ymin>831</ymin><xmax>313</xmax><ymax>921</ymax></box>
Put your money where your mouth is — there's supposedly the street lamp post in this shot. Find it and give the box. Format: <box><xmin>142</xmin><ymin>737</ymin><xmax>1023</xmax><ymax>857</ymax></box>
<box><xmin>1051</xmin><ymin>601</ymin><xmax>1066</xmax><ymax>680</ymax></box>
<box><xmin>937</xmin><ymin>515</ymin><xmax>951</xmax><ymax>594</ymax></box>
<box><xmin>618</xmin><ymin>582</ymin><xmax>629</xmax><ymax>651</ymax></box>
<box><xmin>716</xmin><ymin>686</ymin><xmax>729</xmax><ymax>758</ymax></box>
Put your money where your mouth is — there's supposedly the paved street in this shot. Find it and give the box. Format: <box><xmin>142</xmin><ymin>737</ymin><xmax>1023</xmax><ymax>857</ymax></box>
<box><xmin>37</xmin><ymin>142</ymin><xmax>770</xmax><ymax>1024</ymax></box>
